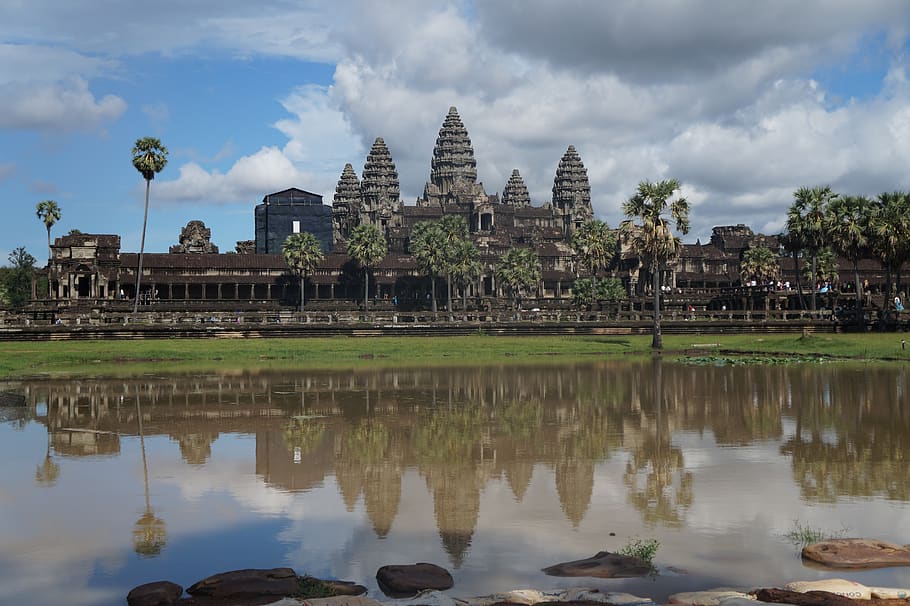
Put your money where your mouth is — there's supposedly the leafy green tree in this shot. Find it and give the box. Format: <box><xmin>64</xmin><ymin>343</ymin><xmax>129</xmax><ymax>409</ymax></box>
<box><xmin>131</xmin><ymin>137</ymin><xmax>168</xmax><ymax>313</ymax></box>
<box><xmin>572</xmin><ymin>277</ymin><xmax>626</xmax><ymax>308</ymax></box>
<box><xmin>495</xmin><ymin>246</ymin><xmax>541</xmax><ymax>312</ymax></box>
<box><xmin>786</xmin><ymin>186</ymin><xmax>836</xmax><ymax>312</ymax></box>
<box><xmin>826</xmin><ymin>195</ymin><xmax>872</xmax><ymax>312</ymax></box>
<box><xmin>67</xmin><ymin>229</ymin><xmax>83</xmax><ymax>236</ymax></box>
<box><xmin>4</xmin><ymin>247</ymin><xmax>36</xmax><ymax>308</ymax></box>
<box><xmin>35</xmin><ymin>200</ymin><xmax>61</xmax><ymax>266</ymax></box>
<box><xmin>347</xmin><ymin>223</ymin><xmax>387</xmax><ymax>311</ymax></box>
<box><xmin>620</xmin><ymin>179</ymin><xmax>689</xmax><ymax>350</ymax></box>
<box><xmin>740</xmin><ymin>246</ymin><xmax>780</xmax><ymax>284</ymax></box>
<box><xmin>803</xmin><ymin>247</ymin><xmax>839</xmax><ymax>287</ymax></box>
<box><xmin>410</xmin><ymin>221</ymin><xmax>447</xmax><ymax>313</ymax></box>
<box><xmin>282</xmin><ymin>232</ymin><xmax>324</xmax><ymax>310</ymax></box>
<box><xmin>869</xmin><ymin>191</ymin><xmax>910</xmax><ymax>305</ymax></box>
<box><xmin>572</xmin><ymin>219</ymin><xmax>616</xmax><ymax>306</ymax></box>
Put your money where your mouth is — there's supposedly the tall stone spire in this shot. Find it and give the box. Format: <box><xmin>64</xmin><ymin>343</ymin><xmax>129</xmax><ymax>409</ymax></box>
<box><xmin>430</xmin><ymin>106</ymin><xmax>477</xmax><ymax>196</ymax></box>
<box><xmin>360</xmin><ymin>137</ymin><xmax>401</xmax><ymax>229</ymax></box>
<box><xmin>332</xmin><ymin>163</ymin><xmax>361</xmax><ymax>243</ymax></box>
<box><xmin>551</xmin><ymin>145</ymin><xmax>593</xmax><ymax>237</ymax></box>
<box><xmin>501</xmin><ymin>169</ymin><xmax>531</xmax><ymax>207</ymax></box>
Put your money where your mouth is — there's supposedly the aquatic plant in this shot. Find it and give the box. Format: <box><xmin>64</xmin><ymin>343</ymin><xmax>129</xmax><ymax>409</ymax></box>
<box><xmin>618</xmin><ymin>537</ymin><xmax>660</xmax><ymax>565</ymax></box>
<box><xmin>784</xmin><ymin>519</ymin><xmax>848</xmax><ymax>549</ymax></box>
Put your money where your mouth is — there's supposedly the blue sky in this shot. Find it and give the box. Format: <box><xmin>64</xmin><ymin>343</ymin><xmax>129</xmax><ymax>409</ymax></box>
<box><xmin>2</xmin><ymin>1</ymin><xmax>910</xmax><ymax>266</ymax></box>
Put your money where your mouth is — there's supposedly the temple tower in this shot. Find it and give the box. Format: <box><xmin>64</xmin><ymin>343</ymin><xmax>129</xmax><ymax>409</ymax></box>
<box><xmin>501</xmin><ymin>169</ymin><xmax>531</xmax><ymax>207</ymax></box>
<box><xmin>421</xmin><ymin>106</ymin><xmax>484</xmax><ymax>207</ymax></box>
<box><xmin>550</xmin><ymin>145</ymin><xmax>593</xmax><ymax>237</ymax></box>
<box><xmin>332</xmin><ymin>163</ymin><xmax>362</xmax><ymax>244</ymax></box>
<box><xmin>360</xmin><ymin>138</ymin><xmax>401</xmax><ymax>232</ymax></box>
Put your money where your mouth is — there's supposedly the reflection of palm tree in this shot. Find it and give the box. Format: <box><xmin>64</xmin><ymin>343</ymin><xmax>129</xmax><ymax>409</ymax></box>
<box><xmin>132</xmin><ymin>399</ymin><xmax>166</xmax><ymax>557</ymax></box>
<box><xmin>35</xmin><ymin>430</ymin><xmax>59</xmax><ymax>486</ymax></box>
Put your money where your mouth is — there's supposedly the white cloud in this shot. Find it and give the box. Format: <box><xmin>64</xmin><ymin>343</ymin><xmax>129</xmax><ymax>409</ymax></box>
<box><xmin>0</xmin><ymin>77</ymin><xmax>126</xmax><ymax>131</ymax></box>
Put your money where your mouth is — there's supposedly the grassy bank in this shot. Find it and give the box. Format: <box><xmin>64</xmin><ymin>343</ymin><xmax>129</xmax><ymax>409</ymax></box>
<box><xmin>0</xmin><ymin>333</ymin><xmax>907</xmax><ymax>378</ymax></box>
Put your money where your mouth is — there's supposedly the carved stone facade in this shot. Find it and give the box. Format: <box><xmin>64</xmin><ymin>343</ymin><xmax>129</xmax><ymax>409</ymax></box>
<box><xmin>170</xmin><ymin>220</ymin><xmax>219</xmax><ymax>254</ymax></box>
<box><xmin>550</xmin><ymin>145</ymin><xmax>593</xmax><ymax>237</ymax></box>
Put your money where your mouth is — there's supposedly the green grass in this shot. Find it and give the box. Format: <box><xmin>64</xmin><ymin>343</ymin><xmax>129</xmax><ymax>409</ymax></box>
<box><xmin>0</xmin><ymin>332</ymin><xmax>907</xmax><ymax>379</ymax></box>
<box><xmin>783</xmin><ymin>519</ymin><xmax>849</xmax><ymax>549</ymax></box>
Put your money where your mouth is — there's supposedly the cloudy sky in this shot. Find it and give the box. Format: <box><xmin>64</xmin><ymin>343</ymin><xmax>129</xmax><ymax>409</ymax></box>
<box><xmin>3</xmin><ymin>0</ymin><xmax>910</xmax><ymax>264</ymax></box>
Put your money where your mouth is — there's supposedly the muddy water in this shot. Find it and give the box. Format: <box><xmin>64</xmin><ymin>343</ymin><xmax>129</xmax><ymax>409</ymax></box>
<box><xmin>0</xmin><ymin>360</ymin><xmax>908</xmax><ymax>605</ymax></box>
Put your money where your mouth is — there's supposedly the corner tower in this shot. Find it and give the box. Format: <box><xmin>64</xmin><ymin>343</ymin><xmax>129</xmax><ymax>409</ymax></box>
<box><xmin>360</xmin><ymin>137</ymin><xmax>402</xmax><ymax>232</ymax></box>
<box><xmin>332</xmin><ymin>163</ymin><xmax>361</xmax><ymax>244</ymax></box>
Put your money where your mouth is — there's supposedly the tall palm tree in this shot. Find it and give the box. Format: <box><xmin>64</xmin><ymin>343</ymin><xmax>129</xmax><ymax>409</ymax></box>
<box><xmin>347</xmin><ymin>223</ymin><xmax>387</xmax><ymax>312</ymax></box>
<box><xmin>131</xmin><ymin>137</ymin><xmax>168</xmax><ymax>314</ymax></box>
<box><xmin>740</xmin><ymin>246</ymin><xmax>780</xmax><ymax>284</ymax></box>
<box><xmin>778</xmin><ymin>231</ymin><xmax>806</xmax><ymax>310</ymax></box>
<box><xmin>620</xmin><ymin>179</ymin><xmax>689</xmax><ymax>350</ymax></box>
<box><xmin>826</xmin><ymin>195</ymin><xmax>872</xmax><ymax>322</ymax></box>
<box><xmin>571</xmin><ymin>219</ymin><xmax>616</xmax><ymax>306</ymax></box>
<box><xmin>449</xmin><ymin>238</ymin><xmax>482</xmax><ymax>316</ymax></box>
<box><xmin>411</xmin><ymin>221</ymin><xmax>447</xmax><ymax>313</ymax></box>
<box><xmin>495</xmin><ymin>246</ymin><xmax>542</xmax><ymax>313</ymax></box>
<box><xmin>35</xmin><ymin>200</ymin><xmax>61</xmax><ymax>298</ymax></box>
<box><xmin>282</xmin><ymin>232</ymin><xmax>324</xmax><ymax>310</ymax></box>
<box><xmin>439</xmin><ymin>215</ymin><xmax>469</xmax><ymax>315</ymax></box>
<box><xmin>786</xmin><ymin>186</ymin><xmax>836</xmax><ymax>313</ymax></box>
<box><xmin>133</xmin><ymin>398</ymin><xmax>166</xmax><ymax>557</ymax></box>
<box><xmin>869</xmin><ymin>191</ymin><xmax>910</xmax><ymax>307</ymax></box>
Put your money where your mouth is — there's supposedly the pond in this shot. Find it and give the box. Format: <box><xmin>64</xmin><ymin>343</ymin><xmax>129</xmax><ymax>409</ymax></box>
<box><xmin>0</xmin><ymin>359</ymin><xmax>908</xmax><ymax>606</ymax></box>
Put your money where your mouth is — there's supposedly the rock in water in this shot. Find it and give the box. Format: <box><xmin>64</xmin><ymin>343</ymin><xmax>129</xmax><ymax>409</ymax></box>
<box><xmin>783</xmin><ymin>579</ymin><xmax>871</xmax><ymax>600</ymax></box>
<box><xmin>376</xmin><ymin>563</ymin><xmax>454</xmax><ymax>597</ymax></box>
<box><xmin>186</xmin><ymin>567</ymin><xmax>299</xmax><ymax>598</ymax></box>
<box><xmin>802</xmin><ymin>538</ymin><xmax>910</xmax><ymax>569</ymax></box>
<box><xmin>126</xmin><ymin>580</ymin><xmax>183</xmax><ymax>606</ymax></box>
<box><xmin>542</xmin><ymin>551</ymin><xmax>652</xmax><ymax>578</ymax></box>
<box><xmin>756</xmin><ymin>587</ymin><xmax>862</xmax><ymax>606</ymax></box>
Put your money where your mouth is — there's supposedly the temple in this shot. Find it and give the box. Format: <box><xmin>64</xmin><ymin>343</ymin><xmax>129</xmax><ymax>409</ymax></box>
<box><xmin>43</xmin><ymin>106</ymin><xmax>888</xmax><ymax>309</ymax></box>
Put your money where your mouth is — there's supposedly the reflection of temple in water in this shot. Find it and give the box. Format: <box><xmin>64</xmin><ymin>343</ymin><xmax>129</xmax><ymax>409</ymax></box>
<box><xmin>11</xmin><ymin>361</ymin><xmax>910</xmax><ymax>565</ymax></box>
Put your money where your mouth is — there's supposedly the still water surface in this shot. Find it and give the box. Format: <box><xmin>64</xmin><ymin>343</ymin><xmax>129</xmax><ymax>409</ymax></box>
<box><xmin>1</xmin><ymin>360</ymin><xmax>909</xmax><ymax>606</ymax></box>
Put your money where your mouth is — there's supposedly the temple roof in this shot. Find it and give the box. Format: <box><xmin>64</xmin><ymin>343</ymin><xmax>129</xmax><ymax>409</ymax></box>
<box><xmin>362</xmin><ymin>138</ymin><xmax>400</xmax><ymax>206</ymax></box>
<box><xmin>429</xmin><ymin>106</ymin><xmax>477</xmax><ymax>196</ymax></box>
<box><xmin>501</xmin><ymin>169</ymin><xmax>531</xmax><ymax>207</ymax></box>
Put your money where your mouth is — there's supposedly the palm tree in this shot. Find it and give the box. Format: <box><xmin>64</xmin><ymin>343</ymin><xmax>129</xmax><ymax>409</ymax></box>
<box><xmin>35</xmin><ymin>200</ymin><xmax>61</xmax><ymax>264</ymax></box>
<box><xmin>786</xmin><ymin>186</ymin><xmax>836</xmax><ymax>313</ymax></box>
<box><xmin>449</xmin><ymin>238</ymin><xmax>483</xmax><ymax>316</ymax></box>
<box><xmin>131</xmin><ymin>137</ymin><xmax>168</xmax><ymax>314</ymax></box>
<box><xmin>740</xmin><ymin>246</ymin><xmax>780</xmax><ymax>284</ymax></box>
<box><xmin>411</xmin><ymin>221</ymin><xmax>447</xmax><ymax>313</ymax></box>
<box><xmin>347</xmin><ymin>223</ymin><xmax>387</xmax><ymax>312</ymax></box>
<box><xmin>282</xmin><ymin>232</ymin><xmax>324</xmax><ymax>310</ymax></box>
<box><xmin>826</xmin><ymin>195</ymin><xmax>872</xmax><ymax>322</ymax></box>
<box><xmin>495</xmin><ymin>246</ymin><xmax>541</xmax><ymax>314</ymax></box>
<box><xmin>571</xmin><ymin>219</ymin><xmax>616</xmax><ymax>306</ymax></box>
<box><xmin>778</xmin><ymin>231</ymin><xmax>806</xmax><ymax>310</ymax></box>
<box><xmin>133</xmin><ymin>398</ymin><xmax>166</xmax><ymax>557</ymax></box>
<box><xmin>620</xmin><ymin>179</ymin><xmax>689</xmax><ymax>350</ymax></box>
<box><xmin>439</xmin><ymin>215</ymin><xmax>469</xmax><ymax>315</ymax></box>
<box><xmin>869</xmin><ymin>191</ymin><xmax>910</xmax><ymax>307</ymax></box>
<box><xmin>36</xmin><ymin>200</ymin><xmax>61</xmax><ymax>299</ymax></box>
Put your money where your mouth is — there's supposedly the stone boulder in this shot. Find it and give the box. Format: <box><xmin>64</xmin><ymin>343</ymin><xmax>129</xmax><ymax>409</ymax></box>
<box><xmin>756</xmin><ymin>588</ymin><xmax>861</xmax><ymax>606</ymax></box>
<box><xmin>666</xmin><ymin>589</ymin><xmax>751</xmax><ymax>606</ymax></box>
<box><xmin>126</xmin><ymin>581</ymin><xmax>184</xmax><ymax>606</ymax></box>
<box><xmin>783</xmin><ymin>579</ymin><xmax>871</xmax><ymax>600</ymax></box>
<box><xmin>376</xmin><ymin>563</ymin><xmax>454</xmax><ymax>598</ymax></box>
<box><xmin>802</xmin><ymin>538</ymin><xmax>910</xmax><ymax>569</ymax></box>
<box><xmin>186</xmin><ymin>568</ymin><xmax>300</xmax><ymax>599</ymax></box>
<box><xmin>542</xmin><ymin>551</ymin><xmax>652</xmax><ymax>578</ymax></box>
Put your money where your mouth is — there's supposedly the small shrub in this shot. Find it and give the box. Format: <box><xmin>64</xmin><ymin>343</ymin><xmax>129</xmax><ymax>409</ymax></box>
<box><xmin>618</xmin><ymin>537</ymin><xmax>660</xmax><ymax>565</ymax></box>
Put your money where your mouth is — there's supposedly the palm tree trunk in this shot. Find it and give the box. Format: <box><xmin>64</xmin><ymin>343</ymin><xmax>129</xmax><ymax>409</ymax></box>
<box><xmin>46</xmin><ymin>226</ymin><xmax>52</xmax><ymax>298</ymax></box>
<box><xmin>810</xmin><ymin>254</ymin><xmax>818</xmax><ymax>312</ymax></box>
<box><xmin>363</xmin><ymin>267</ymin><xmax>369</xmax><ymax>314</ymax></box>
<box><xmin>133</xmin><ymin>179</ymin><xmax>151</xmax><ymax>314</ymax></box>
<box><xmin>854</xmin><ymin>264</ymin><xmax>862</xmax><ymax>327</ymax></box>
<box><xmin>652</xmin><ymin>262</ymin><xmax>662</xmax><ymax>350</ymax></box>
<box><xmin>431</xmin><ymin>276</ymin><xmax>437</xmax><ymax>313</ymax></box>
<box><xmin>300</xmin><ymin>276</ymin><xmax>306</xmax><ymax>311</ymax></box>
<box><xmin>446</xmin><ymin>273</ymin><xmax>453</xmax><ymax>318</ymax></box>
<box><xmin>792</xmin><ymin>251</ymin><xmax>805</xmax><ymax>310</ymax></box>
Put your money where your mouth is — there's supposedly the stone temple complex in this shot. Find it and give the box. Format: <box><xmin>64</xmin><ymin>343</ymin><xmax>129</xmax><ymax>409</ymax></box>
<box><xmin>41</xmin><ymin>105</ymin><xmax>888</xmax><ymax>309</ymax></box>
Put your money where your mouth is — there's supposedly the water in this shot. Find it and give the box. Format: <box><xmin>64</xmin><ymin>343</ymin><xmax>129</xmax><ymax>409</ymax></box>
<box><xmin>1</xmin><ymin>360</ymin><xmax>909</xmax><ymax>606</ymax></box>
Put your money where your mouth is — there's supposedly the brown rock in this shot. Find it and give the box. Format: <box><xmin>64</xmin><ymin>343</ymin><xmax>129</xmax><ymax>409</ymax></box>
<box><xmin>803</xmin><ymin>538</ymin><xmax>910</xmax><ymax>569</ymax></box>
<box><xmin>542</xmin><ymin>551</ymin><xmax>652</xmax><ymax>578</ymax></box>
<box><xmin>756</xmin><ymin>588</ymin><xmax>860</xmax><ymax>606</ymax></box>
<box><xmin>186</xmin><ymin>568</ymin><xmax>299</xmax><ymax>598</ymax></box>
<box><xmin>375</xmin><ymin>562</ymin><xmax>454</xmax><ymax>598</ymax></box>
<box><xmin>127</xmin><ymin>581</ymin><xmax>184</xmax><ymax>606</ymax></box>
<box><xmin>317</xmin><ymin>578</ymin><xmax>368</xmax><ymax>596</ymax></box>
